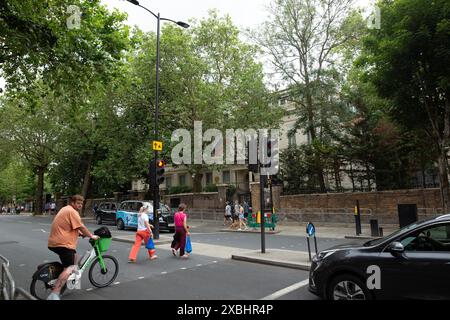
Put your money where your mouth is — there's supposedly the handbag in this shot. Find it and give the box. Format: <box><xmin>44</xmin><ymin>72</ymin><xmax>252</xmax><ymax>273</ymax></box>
<box><xmin>146</xmin><ymin>237</ymin><xmax>155</xmax><ymax>250</ymax></box>
<box><xmin>185</xmin><ymin>235</ymin><xmax>192</xmax><ymax>253</ymax></box>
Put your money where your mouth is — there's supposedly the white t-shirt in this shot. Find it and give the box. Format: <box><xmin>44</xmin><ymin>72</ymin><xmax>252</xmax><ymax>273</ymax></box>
<box><xmin>138</xmin><ymin>213</ymin><xmax>149</xmax><ymax>231</ymax></box>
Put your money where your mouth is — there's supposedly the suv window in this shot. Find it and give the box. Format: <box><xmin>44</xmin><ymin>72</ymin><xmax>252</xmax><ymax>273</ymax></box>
<box><xmin>110</xmin><ymin>203</ymin><xmax>117</xmax><ymax>211</ymax></box>
<box><xmin>400</xmin><ymin>223</ymin><xmax>450</xmax><ymax>252</ymax></box>
<box><xmin>120</xmin><ymin>202</ymin><xmax>131</xmax><ymax>211</ymax></box>
<box><xmin>132</xmin><ymin>202</ymin><xmax>142</xmax><ymax>212</ymax></box>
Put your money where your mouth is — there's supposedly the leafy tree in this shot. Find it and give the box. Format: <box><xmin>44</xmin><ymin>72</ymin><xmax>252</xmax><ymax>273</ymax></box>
<box><xmin>360</xmin><ymin>0</ymin><xmax>450</xmax><ymax>209</ymax></box>
<box><xmin>0</xmin><ymin>159</ymin><xmax>34</xmax><ymax>206</ymax></box>
<box><xmin>252</xmin><ymin>0</ymin><xmax>365</xmax><ymax>192</ymax></box>
<box><xmin>0</xmin><ymin>83</ymin><xmax>60</xmax><ymax>214</ymax></box>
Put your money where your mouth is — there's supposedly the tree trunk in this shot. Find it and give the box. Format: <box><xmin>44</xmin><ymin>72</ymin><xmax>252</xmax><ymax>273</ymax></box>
<box><xmin>305</xmin><ymin>90</ymin><xmax>326</xmax><ymax>193</ymax></box>
<box><xmin>437</xmin><ymin>146</ymin><xmax>450</xmax><ymax>212</ymax></box>
<box><xmin>365</xmin><ymin>162</ymin><xmax>372</xmax><ymax>192</ymax></box>
<box><xmin>349</xmin><ymin>162</ymin><xmax>356</xmax><ymax>192</ymax></box>
<box><xmin>81</xmin><ymin>152</ymin><xmax>94</xmax><ymax>217</ymax></box>
<box><xmin>36</xmin><ymin>166</ymin><xmax>45</xmax><ymax>215</ymax></box>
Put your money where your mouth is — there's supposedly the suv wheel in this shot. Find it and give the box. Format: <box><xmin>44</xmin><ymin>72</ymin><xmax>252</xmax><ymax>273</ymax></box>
<box><xmin>117</xmin><ymin>219</ymin><xmax>125</xmax><ymax>230</ymax></box>
<box><xmin>96</xmin><ymin>216</ymin><xmax>102</xmax><ymax>225</ymax></box>
<box><xmin>327</xmin><ymin>274</ymin><xmax>372</xmax><ymax>300</ymax></box>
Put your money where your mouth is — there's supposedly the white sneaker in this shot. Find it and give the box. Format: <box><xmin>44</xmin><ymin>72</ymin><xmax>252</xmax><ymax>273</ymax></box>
<box><xmin>237</xmin><ymin>228</ymin><xmax>242</xmax><ymax>231</ymax></box>
<box><xmin>47</xmin><ymin>292</ymin><xmax>60</xmax><ymax>300</ymax></box>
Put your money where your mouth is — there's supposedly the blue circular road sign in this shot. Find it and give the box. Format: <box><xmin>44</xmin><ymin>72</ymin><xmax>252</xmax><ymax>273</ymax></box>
<box><xmin>306</xmin><ymin>222</ymin><xmax>315</xmax><ymax>237</ymax></box>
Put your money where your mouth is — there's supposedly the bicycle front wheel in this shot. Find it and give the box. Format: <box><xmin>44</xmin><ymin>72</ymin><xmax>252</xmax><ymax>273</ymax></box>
<box><xmin>88</xmin><ymin>255</ymin><xmax>119</xmax><ymax>288</ymax></box>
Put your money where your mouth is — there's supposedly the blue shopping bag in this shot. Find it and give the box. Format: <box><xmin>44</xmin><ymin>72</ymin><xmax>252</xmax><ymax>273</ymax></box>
<box><xmin>146</xmin><ymin>237</ymin><xmax>155</xmax><ymax>250</ymax></box>
<box><xmin>185</xmin><ymin>235</ymin><xmax>192</xmax><ymax>253</ymax></box>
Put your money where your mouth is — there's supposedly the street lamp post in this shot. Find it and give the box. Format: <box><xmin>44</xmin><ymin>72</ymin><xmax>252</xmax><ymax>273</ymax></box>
<box><xmin>127</xmin><ymin>0</ymin><xmax>189</xmax><ymax>239</ymax></box>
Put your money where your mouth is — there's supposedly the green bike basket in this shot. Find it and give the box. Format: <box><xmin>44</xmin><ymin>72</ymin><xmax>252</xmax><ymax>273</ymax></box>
<box><xmin>98</xmin><ymin>238</ymin><xmax>111</xmax><ymax>252</ymax></box>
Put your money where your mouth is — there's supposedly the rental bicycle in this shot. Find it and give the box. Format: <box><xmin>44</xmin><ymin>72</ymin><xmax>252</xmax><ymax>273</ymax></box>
<box><xmin>30</xmin><ymin>227</ymin><xmax>119</xmax><ymax>300</ymax></box>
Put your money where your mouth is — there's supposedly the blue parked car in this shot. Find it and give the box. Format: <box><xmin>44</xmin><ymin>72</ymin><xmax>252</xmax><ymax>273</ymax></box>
<box><xmin>116</xmin><ymin>200</ymin><xmax>174</xmax><ymax>232</ymax></box>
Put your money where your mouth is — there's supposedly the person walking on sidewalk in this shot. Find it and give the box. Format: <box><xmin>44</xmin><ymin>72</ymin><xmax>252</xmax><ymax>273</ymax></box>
<box><xmin>224</xmin><ymin>202</ymin><xmax>232</xmax><ymax>225</ymax></box>
<box><xmin>238</xmin><ymin>203</ymin><xmax>247</xmax><ymax>231</ymax></box>
<box><xmin>128</xmin><ymin>204</ymin><xmax>157</xmax><ymax>263</ymax></box>
<box><xmin>171</xmin><ymin>203</ymin><xmax>190</xmax><ymax>258</ymax></box>
<box><xmin>234</xmin><ymin>201</ymin><xmax>240</xmax><ymax>223</ymax></box>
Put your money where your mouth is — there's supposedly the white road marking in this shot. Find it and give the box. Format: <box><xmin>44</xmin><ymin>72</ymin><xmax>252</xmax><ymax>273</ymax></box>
<box><xmin>190</xmin><ymin>232</ymin><xmax>221</xmax><ymax>235</ymax></box>
<box><xmin>260</xmin><ymin>279</ymin><xmax>309</xmax><ymax>300</ymax></box>
<box><xmin>212</xmin><ymin>261</ymin><xmax>217</xmax><ymax>263</ymax></box>
<box><xmin>31</xmin><ymin>228</ymin><xmax>47</xmax><ymax>233</ymax></box>
<box><xmin>19</xmin><ymin>264</ymin><xmax>26</xmax><ymax>267</ymax></box>
<box><xmin>113</xmin><ymin>282</ymin><xmax>120</xmax><ymax>285</ymax></box>
<box><xmin>161</xmin><ymin>271</ymin><xmax>167</xmax><ymax>274</ymax></box>
<box><xmin>138</xmin><ymin>276</ymin><xmax>145</xmax><ymax>279</ymax></box>
<box><xmin>86</xmin><ymin>288</ymin><xmax>93</xmax><ymax>291</ymax></box>
<box><xmin>196</xmin><ymin>264</ymin><xmax>202</xmax><ymax>267</ymax></box>
<box><xmin>43</xmin><ymin>260</ymin><xmax>49</xmax><ymax>263</ymax></box>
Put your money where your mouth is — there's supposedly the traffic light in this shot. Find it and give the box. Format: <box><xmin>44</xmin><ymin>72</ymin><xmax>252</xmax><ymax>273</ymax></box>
<box><xmin>260</xmin><ymin>137</ymin><xmax>273</xmax><ymax>168</ymax></box>
<box><xmin>155</xmin><ymin>159</ymin><xmax>166</xmax><ymax>185</ymax></box>
<box><xmin>248</xmin><ymin>163</ymin><xmax>258</xmax><ymax>173</ymax></box>
<box><xmin>146</xmin><ymin>160</ymin><xmax>156</xmax><ymax>188</ymax></box>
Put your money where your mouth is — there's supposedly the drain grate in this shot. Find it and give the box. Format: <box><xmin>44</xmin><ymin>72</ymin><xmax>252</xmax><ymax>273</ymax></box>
<box><xmin>0</xmin><ymin>241</ymin><xmax>19</xmax><ymax>245</ymax></box>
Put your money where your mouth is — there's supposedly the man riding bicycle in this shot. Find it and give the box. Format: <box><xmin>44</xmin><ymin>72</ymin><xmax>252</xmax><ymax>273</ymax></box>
<box><xmin>46</xmin><ymin>195</ymin><xmax>99</xmax><ymax>300</ymax></box>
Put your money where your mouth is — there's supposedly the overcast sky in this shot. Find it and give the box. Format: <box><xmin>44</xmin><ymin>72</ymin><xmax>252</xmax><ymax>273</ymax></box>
<box><xmin>0</xmin><ymin>0</ymin><xmax>374</xmax><ymax>92</ymax></box>
<box><xmin>102</xmin><ymin>0</ymin><xmax>373</xmax><ymax>32</ymax></box>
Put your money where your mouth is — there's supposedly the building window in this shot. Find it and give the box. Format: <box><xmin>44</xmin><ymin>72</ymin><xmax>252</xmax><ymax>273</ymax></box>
<box><xmin>165</xmin><ymin>176</ymin><xmax>172</xmax><ymax>188</ymax></box>
<box><xmin>288</xmin><ymin>132</ymin><xmax>296</xmax><ymax>148</ymax></box>
<box><xmin>179</xmin><ymin>174</ymin><xmax>186</xmax><ymax>186</ymax></box>
<box><xmin>206</xmin><ymin>172</ymin><xmax>213</xmax><ymax>185</ymax></box>
<box><xmin>223</xmin><ymin>171</ymin><xmax>230</xmax><ymax>184</ymax></box>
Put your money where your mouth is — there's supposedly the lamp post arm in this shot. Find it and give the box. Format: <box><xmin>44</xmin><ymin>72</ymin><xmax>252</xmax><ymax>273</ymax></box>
<box><xmin>137</xmin><ymin>4</ymin><xmax>158</xmax><ymax>20</ymax></box>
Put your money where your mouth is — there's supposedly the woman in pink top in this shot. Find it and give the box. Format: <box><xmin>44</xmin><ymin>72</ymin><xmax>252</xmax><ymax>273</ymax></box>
<box><xmin>171</xmin><ymin>203</ymin><xmax>190</xmax><ymax>258</ymax></box>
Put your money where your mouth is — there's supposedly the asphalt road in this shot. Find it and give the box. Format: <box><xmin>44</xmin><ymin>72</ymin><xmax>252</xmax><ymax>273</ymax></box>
<box><xmin>0</xmin><ymin>214</ymin><xmax>350</xmax><ymax>300</ymax></box>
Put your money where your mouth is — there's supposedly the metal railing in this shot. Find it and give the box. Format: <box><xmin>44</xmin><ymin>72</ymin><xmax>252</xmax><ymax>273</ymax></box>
<box><xmin>0</xmin><ymin>254</ymin><xmax>36</xmax><ymax>300</ymax></box>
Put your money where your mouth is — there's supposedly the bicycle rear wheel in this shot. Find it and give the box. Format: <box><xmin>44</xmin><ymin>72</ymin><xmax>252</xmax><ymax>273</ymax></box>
<box><xmin>30</xmin><ymin>279</ymin><xmax>66</xmax><ymax>300</ymax></box>
<box><xmin>88</xmin><ymin>255</ymin><xmax>119</xmax><ymax>288</ymax></box>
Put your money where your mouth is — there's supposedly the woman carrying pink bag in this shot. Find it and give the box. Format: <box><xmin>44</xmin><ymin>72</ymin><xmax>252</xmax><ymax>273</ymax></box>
<box><xmin>171</xmin><ymin>203</ymin><xmax>190</xmax><ymax>258</ymax></box>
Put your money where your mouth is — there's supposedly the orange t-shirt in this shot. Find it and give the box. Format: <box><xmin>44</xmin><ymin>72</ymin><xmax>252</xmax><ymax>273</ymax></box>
<box><xmin>48</xmin><ymin>205</ymin><xmax>84</xmax><ymax>250</ymax></box>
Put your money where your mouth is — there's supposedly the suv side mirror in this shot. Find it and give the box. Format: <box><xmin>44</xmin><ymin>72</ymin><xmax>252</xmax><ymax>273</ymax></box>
<box><xmin>388</xmin><ymin>241</ymin><xmax>405</xmax><ymax>254</ymax></box>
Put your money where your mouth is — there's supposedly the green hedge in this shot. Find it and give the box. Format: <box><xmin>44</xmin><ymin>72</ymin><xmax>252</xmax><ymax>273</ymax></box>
<box><xmin>168</xmin><ymin>186</ymin><xmax>192</xmax><ymax>194</ymax></box>
<box><xmin>203</xmin><ymin>184</ymin><xmax>218</xmax><ymax>192</ymax></box>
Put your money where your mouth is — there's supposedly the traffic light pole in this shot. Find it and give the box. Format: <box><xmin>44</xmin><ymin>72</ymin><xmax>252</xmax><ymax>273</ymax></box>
<box><xmin>152</xmin><ymin>13</ymin><xmax>161</xmax><ymax>240</ymax></box>
<box><xmin>260</xmin><ymin>172</ymin><xmax>266</xmax><ymax>253</ymax></box>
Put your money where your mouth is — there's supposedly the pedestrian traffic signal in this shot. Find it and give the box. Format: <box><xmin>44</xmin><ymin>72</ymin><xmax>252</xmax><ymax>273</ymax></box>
<box><xmin>156</xmin><ymin>159</ymin><xmax>166</xmax><ymax>185</ymax></box>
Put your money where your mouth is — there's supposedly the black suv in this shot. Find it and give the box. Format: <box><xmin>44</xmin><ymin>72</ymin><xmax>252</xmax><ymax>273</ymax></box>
<box><xmin>309</xmin><ymin>214</ymin><xmax>450</xmax><ymax>300</ymax></box>
<box><xmin>94</xmin><ymin>202</ymin><xmax>118</xmax><ymax>225</ymax></box>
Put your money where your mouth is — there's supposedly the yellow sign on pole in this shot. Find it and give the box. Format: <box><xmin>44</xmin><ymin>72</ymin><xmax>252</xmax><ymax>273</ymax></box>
<box><xmin>152</xmin><ymin>140</ymin><xmax>163</xmax><ymax>151</ymax></box>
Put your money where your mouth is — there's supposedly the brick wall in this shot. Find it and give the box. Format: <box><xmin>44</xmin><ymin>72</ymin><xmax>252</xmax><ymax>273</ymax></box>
<box><xmin>279</xmin><ymin>188</ymin><xmax>445</xmax><ymax>225</ymax></box>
